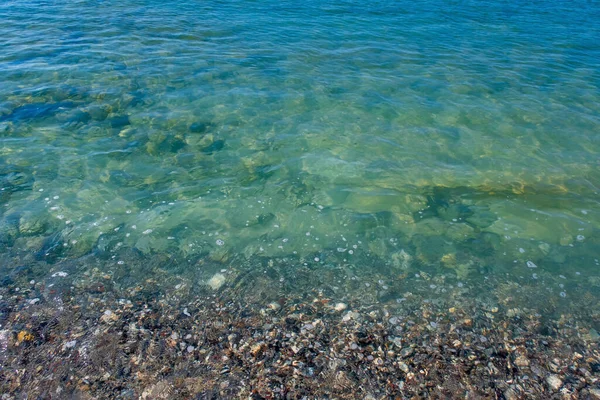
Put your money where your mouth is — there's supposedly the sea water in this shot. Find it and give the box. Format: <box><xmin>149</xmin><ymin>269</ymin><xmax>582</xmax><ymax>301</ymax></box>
<box><xmin>1</xmin><ymin>0</ymin><xmax>599</xmax><ymax>316</ymax></box>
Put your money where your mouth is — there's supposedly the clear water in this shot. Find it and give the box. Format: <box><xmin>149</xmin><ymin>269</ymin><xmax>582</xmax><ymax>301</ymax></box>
<box><xmin>1</xmin><ymin>1</ymin><xmax>599</xmax><ymax>309</ymax></box>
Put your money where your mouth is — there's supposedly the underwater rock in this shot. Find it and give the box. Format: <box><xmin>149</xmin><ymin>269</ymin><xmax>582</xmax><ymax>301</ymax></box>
<box><xmin>412</xmin><ymin>234</ymin><xmax>455</xmax><ymax>264</ymax></box>
<box><xmin>202</xmin><ymin>139</ymin><xmax>225</xmax><ymax>154</ymax></box>
<box><xmin>0</xmin><ymin>214</ymin><xmax>20</xmax><ymax>246</ymax></box>
<box><xmin>85</xmin><ymin>104</ymin><xmax>112</xmax><ymax>121</ymax></box>
<box><xmin>1</xmin><ymin>168</ymin><xmax>34</xmax><ymax>193</ymax></box>
<box><xmin>109</xmin><ymin>115</ymin><xmax>130</xmax><ymax>129</ymax></box>
<box><xmin>161</xmin><ymin>135</ymin><xmax>187</xmax><ymax>153</ymax></box>
<box><xmin>435</xmin><ymin>203</ymin><xmax>474</xmax><ymax>222</ymax></box>
<box><xmin>35</xmin><ymin>232</ymin><xmax>65</xmax><ymax>262</ymax></box>
<box><xmin>445</xmin><ymin>222</ymin><xmax>475</xmax><ymax>241</ymax></box>
<box><xmin>465</xmin><ymin>209</ymin><xmax>497</xmax><ymax>228</ymax></box>
<box><xmin>0</xmin><ymin>189</ymin><xmax>11</xmax><ymax>205</ymax></box>
<box><xmin>439</xmin><ymin>252</ymin><xmax>476</xmax><ymax>279</ymax></box>
<box><xmin>343</xmin><ymin>191</ymin><xmax>401</xmax><ymax>215</ymax></box>
<box><xmin>461</xmin><ymin>231</ymin><xmax>501</xmax><ymax>258</ymax></box>
<box><xmin>189</xmin><ymin>122</ymin><xmax>210</xmax><ymax>133</ymax></box>
<box><xmin>207</xmin><ymin>273</ymin><xmax>226</xmax><ymax>290</ymax></box>
<box><xmin>63</xmin><ymin>109</ymin><xmax>91</xmax><ymax>126</ymax></box>
<box><xmin>18</xmin><ymin>213</ymin><xmax>48</xmax><ymax>236</ymax></box>
<box><xmin>105</xmin><ymin>170</ymin><xmax>136</xmax><ymax>186</ymax></box>
<box><xmin>391</xmin><ymin>249</ymin><xmax>412</xmax><ymax>270</ymax></box>
<box><xmin>0</xmin><ymin>101</ymin><xmax>76</xmax><ymax>122</ymax></box>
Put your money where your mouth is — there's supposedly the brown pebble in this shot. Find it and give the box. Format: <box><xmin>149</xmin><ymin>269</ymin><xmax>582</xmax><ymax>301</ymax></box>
<box><xmin>515</xmin><ymin>355</ymin><xmax>530</xmax><ymax>368</ymax></box>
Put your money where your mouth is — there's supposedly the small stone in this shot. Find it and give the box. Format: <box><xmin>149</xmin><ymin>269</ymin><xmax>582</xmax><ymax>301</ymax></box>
<box><xmin>507</xmin><ymin>308</ymin><xmax>521</xmax><ymax>318</ymax></box>
<box><xmin>504</xmin><ymin>387</ymin><xmax>518</xmax><ymax>400</ymax></box>
<box><xmin>546</xmin><ymin>374</ymin><xmax>562</xmax><ymax>391</ymax></box>
<box><xmin>334</xmin><ymin>302</ymin><xmax>347</xmax><ymax>312</ymax></box>
<box><xmin>342</xmin><ymin>311</ymin><xmax>359</xmax><ymax>322</ymax></box>
<box><xmin>250</xmin><ymin>343</ymin><xmax>265</xmax><ymax>357</ymax></box>
<box><xmin>189</xmin><ymin>122</ymin><xmax>209</xmax><ymax>133</ymax></box>
<box><xmin>301</xmin><ymin>323</ymin><xmax>314</xmax><ymax>332</ymax></box>
<box><xmin>398</xmin><ymin>362</ymin><xmax>409</xmax><ymax>373</ymax></box>
<box><xmin>17</xmin><ymin>330</ymin><xmax>34</xmax><ymax>343</ymax></box>
<box><xmin>400</xmin><ymin>347</ymin><xmax>414</xmax><ymax>358</ymax></box>
<box><xmin>389</xmin><ymin>337</ymin><xmax>402</xmax><ymax>348</ymax></box>
<box><xmin>63</xmin><ymin>340</ymin><xmax>77</xmax><ymax>350</ymax></box>
<box><xmin>515</xmin><ymin>355</ymin><xmax>530</xmax><ymax>367</ymax></box>
<box><xmin>100</xmin><ymin>309</ymin><xmax>118</xmax><ymax>323</ymax></box>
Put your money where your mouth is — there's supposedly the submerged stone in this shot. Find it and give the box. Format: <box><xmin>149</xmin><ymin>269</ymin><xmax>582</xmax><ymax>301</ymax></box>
<box><xmin>465</xmin><ymin>209</ymin><xmax>497</xmax><ymax>228</ymax></box>
<box><xmin>207</xmin><ymin>273</ymin><xmax>226</xmax><ymax>290</ymax></box>
<box><xmin>35</xmin><ymin>232</ymin><xmax>65</xmax><ymax>262</ymax></box>
<box><xmin>0</xmin><ymin>101</ymin><xmax>76</xmax><ymax>122</ymax></box>
<box><xmin>63</xmin><ymin>109</ymin><xmax>92</xmax><ymax>126</ymax></box>
<box><xmin>18</xmin><ymin>214</ymin><xmax>48</xmax><ymax>236</ymax></box>
<box><xmin>86</xmin><ymin>104</ymin><xmax>112</xmax><ymax>121</ymax></box>
<box><xmin>1</xmin><ymin>168</ymin><xmax>34</xmax><ymax>192</ymax></box>
<box><xmin>202</xmin><ymin>139</ymin><xmax>225</xmax><ymax>154</ymax></box>
<box><xmin>109</xmin><ymin>115</ymin><xmax>130</xmax><ymax>129</ymax></box>
<box><xmin>189</xmin><ymin>122</ymin><xmax>210</xmax><ymax>133</ymax></box>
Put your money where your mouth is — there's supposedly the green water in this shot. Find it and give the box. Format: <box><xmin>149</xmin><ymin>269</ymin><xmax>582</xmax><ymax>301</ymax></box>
<box><xmin>1</xmin><ymin>0</ymin><xmax>599</xmax><ymax>309</ymax></box>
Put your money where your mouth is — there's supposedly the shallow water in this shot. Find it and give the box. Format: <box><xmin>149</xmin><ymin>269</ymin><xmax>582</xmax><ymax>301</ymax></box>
<box><xmin>1</xmin><ymin>0</ymin><xmax>599</xmax><ymax>312</ymax></box>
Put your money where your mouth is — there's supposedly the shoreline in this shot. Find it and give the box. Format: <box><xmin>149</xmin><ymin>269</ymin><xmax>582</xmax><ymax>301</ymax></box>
<box><xmin>1</xmin><ymin>253</ymin><xmax>599</xmax><ymax>399</ymax></box>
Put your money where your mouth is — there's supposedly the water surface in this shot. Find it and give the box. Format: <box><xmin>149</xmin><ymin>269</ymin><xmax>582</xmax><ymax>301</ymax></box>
<box><xmin>1</xmin><ymin>0</ymin><xmax>599</xmax><ymax>314</ymax></box>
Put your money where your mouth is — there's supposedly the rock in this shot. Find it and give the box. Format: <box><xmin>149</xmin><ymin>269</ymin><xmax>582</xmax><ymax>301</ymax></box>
<box><xmin>546</xmin><ymin>374</ymin><xmax>562</xmax><ymax>391</ymax></box>
<box><xmin>207</xmin><ymin>273</ymin><xmax>226</xmax><ymax>290</ymax></box>
<box><xmin>62</xmin><ymin>340</ymin><xmax>77</xmax><ymax>350</ymax></box>
<box><xmin>189</xmin><ymin>122</ymin><xmax>210</xmax><ymax>133</ymax></box>
<box><xmin>400</xmin><ymin>347</ymin><xmax>414</xmax><ymax>358</ymax></box>
<box><xmin>85</xmin><ymin>104</ymin><xmax>111</xmax><ymax>121</ymax></box>
<box><xmin>391</xmin><ymin>250</ymin><xmax>412</xmax><ymax>270</ymax></box>
<box><xmin>342</xmin><ymin>311</ymin><xmax>360</xmax><ymax>322</ymax></box>
<box><xmin>465</xmin><ymin>210</ymin><xmax>497</xmax><ymax>228</ymax></box>
<box><xmin>334</xmin><ymin>302</ymin><xmax>347</xmax><ymax>312</ymax></box>
<box><xmin>588</xmin><ymin>388</ymin><xmax>600</xmax><ymax>399</ymax></box>
<box><xmin>514</xmin><ymin>355</ymin><xmax>529</xmax><ymax>368</ymax></box>
<box><xmin>109</xmin><ymin>115</ymin><xmax>130</xmax><ymax>129</ymax></box>
<box><xmin>504</xmin><ymin>387</ymin><xmax>518</xmax><ymax>400</ymax></box>
<box><xmin>100</xmin><ymin>309</ymin><xmax>119</xmax><ymax>323</ymax></box>
<box><xmin>398</xmin><ymin>362</ymin><xmax>409</xmax><ymax>373</ymax></box>
<box><xmin>0</xmin><ymin>101</ymin><xmax>75</xmax><ymax>123</ymax></box>
<box><xmin>141</xmin><ymin>380</ymin><xmax>173</xmax><ymax>399</ymax></box>
<box><xmin>17</xmin><ymin>330</ymin><xmax>34</xmax><ymax>343</ymax></box>
<box><xmin>202</xmin><ymin>139</ymin><xmax>225</xmax><ymax>154</ymax></box>
<box><xmin>389</xmin><ymin>337</ymin><xmax>402</xmax><ymax>348</ymax></box>
<box><xmin>19</xmin><ymin>214</ymin><xmax>47</xmax><ymax>236</ymax></box>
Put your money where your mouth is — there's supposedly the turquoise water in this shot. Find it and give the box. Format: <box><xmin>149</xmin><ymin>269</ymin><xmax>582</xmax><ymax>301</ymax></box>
<box><xmin>1</xmin><ymin>1</ymin><xmax>599</xmax><ymax>307</ymax></box>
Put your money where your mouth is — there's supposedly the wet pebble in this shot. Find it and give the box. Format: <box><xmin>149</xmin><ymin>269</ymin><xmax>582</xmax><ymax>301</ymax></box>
<box><xmin>546</xmin><ymin>374</ymin><xmax>562</xmax><ymax>391</ymax></box>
